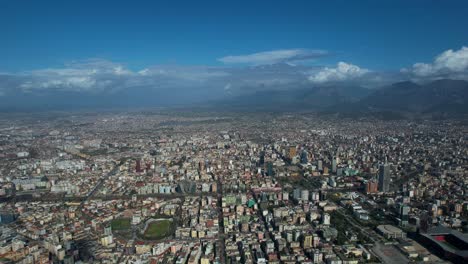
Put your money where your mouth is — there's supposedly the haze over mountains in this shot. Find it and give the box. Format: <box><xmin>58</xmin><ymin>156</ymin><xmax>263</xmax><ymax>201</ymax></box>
<box><xmin>1</xmin><ymin>44</ymin><xmax>468</xmax><ymax>117</ymax></box>
<box><xmin>351</xmin><ymin>79</ymin><xmax>468</xmax><ymax>114</ymax></box>
<box><xmin>1</xmin><ymin>46</ymin><xmax>468</xmax><ymax>116</ymax></box>
<box><xmin>1</xmin><ymin>74</ymin><xmax>467</xmax><ymax>118</ymax></box>
<box><xmin>215</xmin><ymin>79</ymin><xmax>468</xmax><ymax>117</ymax></box>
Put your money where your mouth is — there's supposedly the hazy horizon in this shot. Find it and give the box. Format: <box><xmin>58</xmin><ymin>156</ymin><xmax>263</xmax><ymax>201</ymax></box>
<box><xmin>1</xmin><ymin>0</ymin><xmax>468</xmax><ymax>111</ymax></box>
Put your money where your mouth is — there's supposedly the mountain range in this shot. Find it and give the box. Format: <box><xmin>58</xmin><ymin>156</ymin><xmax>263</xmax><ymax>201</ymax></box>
<box><xmin>0</xmin><ymin>77</ymin><xmax>467</xmax><ymax>118</ymax></box>
<box><xmin>215</xmin><ymin>79</ymin><xmax>468</xmax><ymax>118</ymax></box>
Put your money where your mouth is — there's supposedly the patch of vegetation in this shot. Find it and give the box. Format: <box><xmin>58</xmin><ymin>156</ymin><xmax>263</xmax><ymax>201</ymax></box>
<box><xmin>278</xmin><ymin>176</ymin><xmax>321</xmax><ymax>190</ymax></box>
<box><xmin>143</xmin><ymin>219</ymin><xmax>173</xmax><ymax>240</ymax></box>
<box><xmin>111</xmin><ymin>218</ymin><xmax>131</xmax><ymax>231</ymax></box>
<box><xmin>331</xmin><ymin>211</ymin><xmax>373</xmax><ymax>245</ymax></box>
<box><xmin>329</xmin><ymin>193</ymin><xmax>342</xmax><ymax>203</ymax></box>
<box><xmin>81</xmin><ymin>148</ymin><xmax>108</xmax><ymax>156</ymax></box>
<box><xmin>331</xmin><ymin>211</ymin><xmax>348</xmax><ymax>245</ymax></box>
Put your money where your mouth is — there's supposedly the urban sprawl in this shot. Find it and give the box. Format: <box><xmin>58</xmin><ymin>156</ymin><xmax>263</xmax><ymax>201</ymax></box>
<box><xmin>0</xmin><ymin>112</ymin><xmax>466</xmax><ymax>264</ymax></box>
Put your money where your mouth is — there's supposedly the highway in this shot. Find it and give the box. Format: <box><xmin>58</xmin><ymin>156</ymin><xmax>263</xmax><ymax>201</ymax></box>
<box><xmin>80</xmin><ymin>161</ymin><xmax>122</xmax><ymax>208</ymax></box>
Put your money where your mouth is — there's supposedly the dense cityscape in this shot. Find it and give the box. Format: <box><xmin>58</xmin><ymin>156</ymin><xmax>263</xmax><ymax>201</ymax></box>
<box><xmin>0</xmin><ymin>111</ymin><xmax>466</xmax><ymax>264</ymax></box>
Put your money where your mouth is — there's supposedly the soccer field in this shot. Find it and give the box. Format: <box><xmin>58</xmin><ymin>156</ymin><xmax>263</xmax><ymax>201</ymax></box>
<box><xmin>110</xmin><ymin>218</ymin><xmax>131</xmax><ymax>230</ymax></box>
<box><xmin>143</xmin><ymin>219</ymin><xmax>173</xmax><ymax>239</ymax></box>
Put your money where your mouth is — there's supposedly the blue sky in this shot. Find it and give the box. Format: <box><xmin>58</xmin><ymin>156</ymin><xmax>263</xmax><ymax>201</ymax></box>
<box><xmin>2</xmin><ymin>0</ymin><xmax>467</xmax><ymax>71</ymax></box>
<box><xmin>0</xmin><ymin>0</ymin><xmax>467</xmax><ymax>102</ymax></box>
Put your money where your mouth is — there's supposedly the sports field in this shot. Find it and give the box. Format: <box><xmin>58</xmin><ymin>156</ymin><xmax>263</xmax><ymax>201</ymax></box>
<box><xmin>110</xmin><ymin>218</ymin><xmax>131</xmax><ymax>230</ymax></box>
<box><xmin>143</xmin><ymin>219</ymin><xmax>173</xmax><ymax>239</ymax></box>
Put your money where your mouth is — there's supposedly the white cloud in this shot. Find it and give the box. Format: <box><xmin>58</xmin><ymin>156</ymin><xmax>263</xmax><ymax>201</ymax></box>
<box><xmin>16</xmin><ymin>60</ymin><xmax>126</xmax><ymax>92</ymax></box>
<box><xmin>403</xmin><ymin>46</ymin><xmax>468</xmax><ymax>80</ymax></box>
<box><xmin>308</xmin><ymin>62</ymin><xmax>369</xmax><ymax>83</ymax></box>
<box><xmin>218</xmin><ymin>49</ymin><xmax>328</xmax><ymax>65</ymax></box>
<box><xmin>138</xmin><ymin>68</ymin><xmax>150</xmax><ymax>76</ymax></box>
<box><xmin>137</xmin><ymin>66</ymin><xmax>230</xmax><ymax>81</ymax></box>
<box><xmin>21</xmin><ymin>77</ymin><xmax>95</xmax><ymax>89</ymax></box>
<box><xmin>0</xmin><ymin>58</ymin><xmax>385</xmax><ymax>97</ymax></box>
<box><xmin>2</xmin><ymin>47</ymin><xmax>467</xmax><ymax>101</ymax></box>
<box><xmin>113</xmin><ymin>66</ymin><xmax>132</xmax><ymax>75</ymax></box>
<box><xmin>1</xmin><ymin>60</ymin><xmax>235</xmax><ymax>95</ymax></box>
<box><xmin>0</xmin><ymin>53</ymin><xmax>409</xmax><ymax>99</ymax></box>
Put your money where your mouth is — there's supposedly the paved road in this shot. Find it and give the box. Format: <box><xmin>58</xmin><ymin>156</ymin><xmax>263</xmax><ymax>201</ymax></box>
<box><xmin>336</xmin><ymin>208</ymin><xmax>380</xmax><ymax>243</ymax></box>
<box><xmin>80</xmin><ymin>161</ymin><xmax>122</xmax><ymax>208</ymax></box>
<box><xmin>216</xmin><ymin>174</ymin><xmax>226</xmax><ymax>264</ymax></box>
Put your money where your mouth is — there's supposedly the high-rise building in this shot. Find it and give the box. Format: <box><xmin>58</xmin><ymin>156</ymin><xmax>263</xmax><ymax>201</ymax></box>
<box><xmin>259</xmin><ymin>151</ymin><xmax>265</xmax><ymax>165</ymax></box>
<box><xmin>303</xmin><ymin>234</ymin><xmax>313</xmax><ymax>248</ymax></box>
<box><xmin>419</xmin><ymin>212</ymin><xmax>430</xmax><ymax>233</ymax></box>
<box><xmin>293</xmin><ymin>188</ymin><xmax>301</xmax><ymax>200</ymax></box>
<box><xmin>322</xmin><ymin>213</ymin><xmax>330</xmax><ymax>225</ymax></box>
<box><xmin>136</xmin><ymin>159</ymin><xmax>142</xmax><ymax>173</ymax></box>
<box><xmin>332</xmin><ymin>157</ymin><xmax>337</xmax><ymax>173</ymax></box>
<box><xmin>312</xmin><ymin>249</ymin><xmax>322</xmax><ymax>262</ymax></box>
<box><xmin>400</xmin><ymin>204</ymin><xmax>410</xmax><ymax>226</ymax></box>
<box><xmin>366</xmin><ymin>180</ymin><xmax>378</xmax><ymax>193</ymax></box>
<box><xmin>301</xmin><ymin>189</ymin><xmax>309</xmax><ymax>201</ymax></box>
<box><xmin>300</xmin><ymin>150</ymin><xmax>308</xmax><ymax>164</ymax></box>
<box><xmin>289</xmin><ymin>147</ymin><xmax>297</xmax><ymax>159</ymax></box>
<box><xmin>323</xmin><ymin>167</ymin><xmax>329</xmax><ymax>175</ymax></box>
<box><xmin>313</xmin><ymin>234</ymin><xmax>320</xmax><ymax>247</ymax></box>
<box><xmin>267</xmin><ymin>162</ymin><xmax>274</xmax><ymax>176</ymax></box>
<box><xmin>301</xmin><ymin>150</ymin><xmax>309</xmax><ymax>164</ymax></box>
<box><xmin>104</xmin><ymin>225</ymin><xmax>112</xmax><ymax>236</ymax></box>
<box><xmin>378</xmin><ymin>164</ymin><xmax>390</xmax><ymax>192</ymax></box>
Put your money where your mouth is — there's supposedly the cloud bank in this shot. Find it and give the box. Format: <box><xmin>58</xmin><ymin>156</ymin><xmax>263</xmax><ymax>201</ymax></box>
<box><xmin>218</xmin><ymin>49</ymin><xmax>328</xmax><ymax>65</ymax></box>
<box><xmin>0</xmin><ymin>47</ymin><xmax>467</xmax><ymax>104</ymax></box>
<box><xmin>402</xmin><ymin>46</ymin><xmax>468</xmax><ymax>81</ymax></box>
<box><xmin>308</xmin><ymin>62</ymin><xmax>370</xmax><ymax>83</ymax></box>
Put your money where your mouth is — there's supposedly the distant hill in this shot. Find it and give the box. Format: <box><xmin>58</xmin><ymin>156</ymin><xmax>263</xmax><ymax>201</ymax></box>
<box><xmin>0</xmin><ymin>85</ymin><xmax>220</xmax><ymax>112</ymax></box>
<box><xmin>215</xmin><ymin>84</ymin><xmax>372</xmax><ymax>111</ymax></box>
<box><xmin>345</xmin><ymin>79</ymin><xmax>468</xmax><ymax>115</ymax></box>
<box><xmin>1</xmin><ymin>75</ymin><xmax>467</xmax><ymax>118</ymax></box>
<box><xmin>215</xmin><ymin>79</ymin><xmax>468</xmax><ymax>117</ymax></box>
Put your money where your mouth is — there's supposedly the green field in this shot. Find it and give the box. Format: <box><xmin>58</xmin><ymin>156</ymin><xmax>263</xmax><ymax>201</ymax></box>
<box><xmin>143</xmin><ymin>219</ymin><xmax>173</xmax><ymax>239</ymax></box>
<box><xmin>111</xmin><ymin>218</ymin><xmax>131</xmax><ymax>230</ymax></box>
